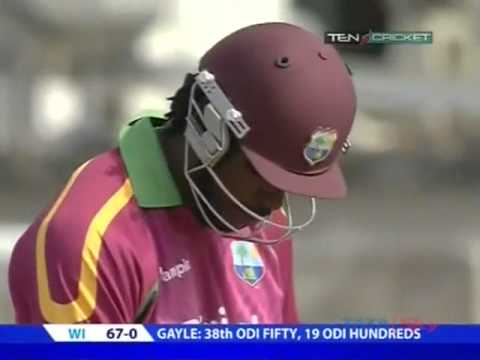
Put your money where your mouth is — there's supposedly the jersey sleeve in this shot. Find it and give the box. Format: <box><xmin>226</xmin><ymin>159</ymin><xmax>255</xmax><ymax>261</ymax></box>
<box><xmin>9</xmin><ymin>215</ymin><xmax>144</xmax><ymax>323</ymax></box>
<box><xmin>8</xmin><ymin>158</ymin><xmax>150</xmax><ymax>324</ymax></box>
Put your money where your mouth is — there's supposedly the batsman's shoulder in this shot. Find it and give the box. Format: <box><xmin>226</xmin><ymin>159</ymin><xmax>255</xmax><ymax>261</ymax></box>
<box><xmin>39</xmin><ymin>149</ymin><xmax>133</xmax><ymax>253</ymax></box>
<box><xmin>10</xmin><ymin>149</ymin><xmax>146</xmax><ymax>323</ymax></box>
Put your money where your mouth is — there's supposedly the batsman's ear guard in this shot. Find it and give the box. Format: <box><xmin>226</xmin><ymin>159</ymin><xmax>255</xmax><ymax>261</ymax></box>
<box><xmin>184</xmin><ymin>71</ymin><xmax>250</xmax><ymax>166</ymax></box>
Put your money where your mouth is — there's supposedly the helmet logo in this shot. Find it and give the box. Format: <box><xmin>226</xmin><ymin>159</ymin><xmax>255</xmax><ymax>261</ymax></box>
<box><xmin>303</xmin><ymin>128</ymin><xmax>337</xmax><ymax>166</ymax></box>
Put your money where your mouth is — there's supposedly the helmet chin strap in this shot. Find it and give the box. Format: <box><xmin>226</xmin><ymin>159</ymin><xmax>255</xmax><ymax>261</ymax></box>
<box><xmin>183</xmin><ymin>134</ymin><xmax>317</xmax><ymax>245</ymax></box>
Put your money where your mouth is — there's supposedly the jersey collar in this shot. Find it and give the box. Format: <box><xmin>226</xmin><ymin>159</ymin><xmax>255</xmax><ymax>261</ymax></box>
<box><xmin>119</xmin><ymin>113</ymin><xmax>183</xmax><ymax>208</ymax></box>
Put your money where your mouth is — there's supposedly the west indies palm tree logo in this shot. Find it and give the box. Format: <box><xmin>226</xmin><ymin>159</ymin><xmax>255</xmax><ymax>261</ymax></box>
<box><xmin>231</xmin><ymin>241</ymin><xmax>265</xmax><ymax>286</ymax></box>
<box><xmin>303</xmin><ymin>128</ymin><xmax>338</xmax><ymax>166</ymax></box>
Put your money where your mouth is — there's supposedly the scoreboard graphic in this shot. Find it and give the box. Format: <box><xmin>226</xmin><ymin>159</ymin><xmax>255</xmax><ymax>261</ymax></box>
<box><xmin>0</xmin><ymin>324</ymin><xmax>478</xmax><ymax>359</ymax></box>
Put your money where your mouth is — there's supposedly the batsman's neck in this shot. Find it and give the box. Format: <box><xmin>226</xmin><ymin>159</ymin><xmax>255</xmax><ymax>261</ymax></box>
<box><xmin>158</xmin><ymin>130</ymin><xmax>202</xmax><ymax>217</ymax></box>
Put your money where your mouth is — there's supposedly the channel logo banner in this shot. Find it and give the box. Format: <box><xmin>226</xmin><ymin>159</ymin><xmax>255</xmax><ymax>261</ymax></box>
<box><xmin>324</xmin><ymin>31</ymin><xmax>433</xmax><ymax>45</ymax></box>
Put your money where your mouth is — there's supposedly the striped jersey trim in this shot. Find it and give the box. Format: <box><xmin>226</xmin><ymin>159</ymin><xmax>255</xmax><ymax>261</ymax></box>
<box><xmin>36</xmin><ymin>161</ymin><xmax>134</xmax><ymax>323</ymax></box>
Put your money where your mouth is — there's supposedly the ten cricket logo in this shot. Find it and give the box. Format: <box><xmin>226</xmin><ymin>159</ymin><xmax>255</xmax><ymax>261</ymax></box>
<box><xmin>325</xmin><ymin>31</ymin><xmax>433</xmax><ymax>45</ymax></box>
<box><xmin>231</xmin><ymin>241</ymin><xmax>265</xmax><ymax>286</ymax></box>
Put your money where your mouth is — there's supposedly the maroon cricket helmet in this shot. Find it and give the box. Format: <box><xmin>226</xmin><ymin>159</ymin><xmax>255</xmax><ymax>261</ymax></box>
<box><xmin>199</xmin><ymin>22</ymin><xmax>356</xmax><ymax>198</ymax></box>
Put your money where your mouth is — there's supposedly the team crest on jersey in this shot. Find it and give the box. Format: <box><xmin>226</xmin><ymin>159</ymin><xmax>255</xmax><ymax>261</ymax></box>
<box><xmin>303</xmin><ymin>128</ymin><xmax>338</xmax><ymax>166</ymax></box>
<box><xmin>231</xmin><ymin>241</ymin><xmax>264</xmax><ymax>286</ymax></box>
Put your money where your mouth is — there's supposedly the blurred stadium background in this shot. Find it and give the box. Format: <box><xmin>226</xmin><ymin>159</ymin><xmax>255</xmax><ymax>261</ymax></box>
<box><xmin>0</xmin><ymin>0</ymin><xmax>479</xmax><ymax>323</ymax></box>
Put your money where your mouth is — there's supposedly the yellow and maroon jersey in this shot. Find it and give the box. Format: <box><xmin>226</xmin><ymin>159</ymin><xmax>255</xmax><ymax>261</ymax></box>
<box><xmin>8</xmin><ymin>116</ymin><xmax>298</xmax><ymax>324</ymax></box>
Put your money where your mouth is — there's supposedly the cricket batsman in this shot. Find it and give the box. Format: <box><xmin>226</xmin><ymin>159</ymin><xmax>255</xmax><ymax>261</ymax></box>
<box><xmin>8</xmin><ymin>22</ymin><xmax>356</xmax><ymax>323</ymax></box>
